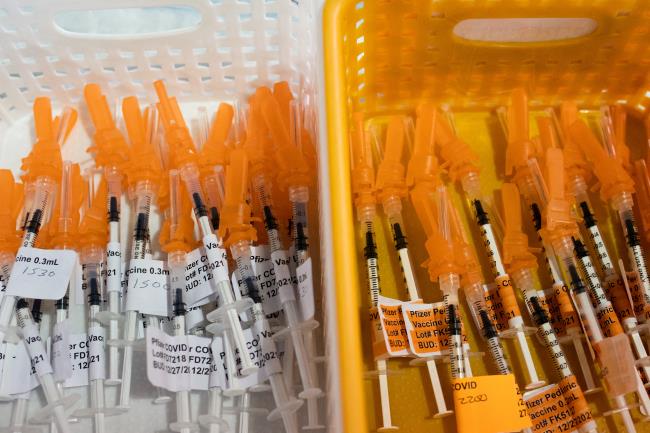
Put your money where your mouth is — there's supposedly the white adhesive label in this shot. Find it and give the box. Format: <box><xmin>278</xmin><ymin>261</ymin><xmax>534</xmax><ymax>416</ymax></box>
<box><xmin>106</xmin><ymin>242</ymin><xmax>122</xmax><ymax>293</ymax></box>
<box><xmin>146</xmin><ymin>327</ymin><xmax>214</xmax><ymax>392</ymax></box>
<box><xmin>87</xmin><ymin>327</ymin><xmax>105</xmax><ymax>381</ymax></box>
<box><xmin>202</xmin><ymin>234</ymin><xmax>229</xmax><ymax>285</ymax></box>
<box><xmin>63</xmin><ymin>333</ymin><xmax>90</xmax><ymax>388</ymax></box>
<box><xmin>21</xmin><ymin>321</ymin><xmax>52</xmax><ymax>377</ymax></box>
<box><xmin>125</xmin><ymin>259</ymin><xmax>169</xmax><ymax>316</ymax></box>
<box><xmin>258</xmin><ymin>326</ymin><xmax>283</xmax><ymax>376</ymax></box>
<box><xmin>271</xmin><ymin>250</ymin><xmax>296</xmax><ymax>305</ymax></box>
<box><xmin>52</xmin><ymin>320</ymin><xmax>72</xmax><ymax>382</ymax></box>
<box><xmin>208</xmin><ymin>336</ymin><xmax>227</xmax><ymax>389</ymax></box>
<box><xmin>6</xmin><ymin>247</ymin><xmax>77</xmax><ymax>300</ymax></box>
<box><xmin>248</xmin><ymin>245</ymin><xmax>282</xmax><ymax>314</ymax></box>
<box><xmin>0</xmin><ymin>341</ymin><xmax>39</xmax><ymax>395</ymax></box>
<box><xmin>184</xmin><ymin>247</ymin><xmax>219</xmax><ymax>306</ymax></box>
<box><xmin>296</xmin><ymin>258</ymin><xmax>315</xmax><ymax>320</ymax></box>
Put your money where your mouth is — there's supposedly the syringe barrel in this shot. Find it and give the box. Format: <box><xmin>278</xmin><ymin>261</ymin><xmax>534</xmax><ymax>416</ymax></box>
<box><xmin>538</xmin><ymin>322</ymin><xmax>572</xmax><ymax>378</ymax></box>
<box><xmin>460</xmin><ymin>171</ymin><xmax>482</xmax><ymax>201</ymax></box>
<box><xmin>357</xmin><ymin>204</ymin><xmax>376</xmax><ymax>225</ymax></box>
<box><xmin>230</xmin><ymin>240</ymin><xmax>260</xmax><ymax>302</ymax></box>
<box><xmin>179</xmin><ymin>163</ymin><xmax>206</xmax><ymax>213</ymax></box>
<box><xmin>511</xmin><ymin>267</ymin><xmax>537</xmax><ymax>316</ymax></box>
<box><xmin>134</xmin><ymin>180</ymin><xmax>156</xmax><ymax>218</ymax></box>
<box><xmin>0</xmin><ymin>250</ymin><xmax>15</xmax><ymax>284</ymax></box>
<box><xmin>567</xmin><ymin>174</ymin><xmax>590</xmax><ymax>207</ymax></box>
<box><xmin>28</xmin><ymin>176</ymin><xmax>58</xmax><ymax>231</ymax></box>
<box><xmin>439</xmin><ymin>273</ymin><xmax>460</xmax><ymax>306</ymax></box>
<box><xmin>381</xmin><ymin>195</ymin><xmax>403</xmax><ymax>227</ymax></box>
<box><xmin>251</xmin><ymin>172</ymin><xmax>273</xmax><ymax>209</ymax></box>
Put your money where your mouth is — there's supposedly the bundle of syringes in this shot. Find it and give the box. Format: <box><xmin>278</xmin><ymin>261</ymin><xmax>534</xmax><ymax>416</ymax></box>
<box><xmin>0</xmin><ymin>80</ymin><xmax>324</xmax><ymax>433</ymax></box>
<box><xmin>353</xmin><ymin>89</ymin><xmax>650</xmax><ymax>433</ymax></box>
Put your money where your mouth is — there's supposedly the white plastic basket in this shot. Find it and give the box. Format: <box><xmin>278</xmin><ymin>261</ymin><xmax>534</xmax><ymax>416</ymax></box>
<box><xmin>0</xmin><ymin>1</ymin><xmax>332</xmax><ymax>432</ymax></box>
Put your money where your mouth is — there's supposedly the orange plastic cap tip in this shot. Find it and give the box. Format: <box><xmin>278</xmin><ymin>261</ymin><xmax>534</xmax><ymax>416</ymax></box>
<box><xmin>407</xmin><ymin>104</ymin><xmax>441</xmax><ymax>187</ymax></box>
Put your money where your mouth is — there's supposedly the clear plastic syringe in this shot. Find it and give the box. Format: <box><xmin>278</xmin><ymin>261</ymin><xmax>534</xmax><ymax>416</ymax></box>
<box><xmin>74</xmin><ymin>179</ymin><xmax>124</xmax><ymax>431</ymax></box>
<box><xmin>154</xmin><ymin>80</ymin><xmax>256</xmax><ymax>376</ymax></box>
<box><xmin>528</xmin><ymin>297</ymin><xmax>598</xmax><ymax>433</ymax></box>
<box><xmin>16</xmin><ymin>298</ymin><xmax>75</xmax><ymax>433</ymax></box>
<box><xmin>542</xmin><ymin>147</ymin><xmax>646</xmax><ymax>431</ymax></box>
<box><xmin>411</xmin><ymin>184</ymin><xmax>470</xmax><ymax>381</ymax></box>
<box><xmin>251</xmin><ymin>87</ymin><xmax>321</xmax><ymax>399</ymax></box>
<box><xmin>556</xmin><ymin>104</ymin><xmax>647</xmax><ymax>354</ymax></box>
<box><xmin>0</xmin><ymin>97</ymin><xmax>63</xmax><ymax>344</ymax></box>
<box><xmin>436</xmin><ymin>106</ymin><xmax>543</xmax><ymax>389</ymax></box>
<box><xmin>404</xmin><ymin>104</ymin><xmax>457</xmax><ymax>415</ymax></box>
<box><xmin>162</xmin><ymin>170</ymin><xmax>222</xmax><ymax>433</ymax></box>
<box><xmin>350</xmin><ymin>113</ymin><xmax>397</xmax><ymax>431</ymax></box>
<box><xmin>569</xmin><ymin>118</ymin><xmax>650</xmax><ymax>326</ymax></box>
<box><xmin>3</xmin><ymin>299</ymin><xmax>44</xmax><ymax>433</ymax></box>
<box><xmin>265</xmin><ymin>86</ymin><xmax>324</xmax><ymax>428</ymax></box>
<box><xmin>48</xmin><ymin>161</ymin><xmax>84</xmax><ymax>430</ymax></box>
<box><xmin>501</xmin><ymin>90</ymin><xmax>596</xmax><ymax>391</ymax></box>
<box><xmin>117</xmin><ymin>97</ymin><xmax>168</xmax><ymax>408</ymax></box>
<box><xmin>169</xmin><ymin>289</ymin><xmax>197</xmax><ymax>433</ymax></box>
<box><xmin>570</xmin><ymin>116</ymin><xmax>650</xmax><ymax>302</ymax></box>
<box><xmin>197</xmin><ymin>103</ymin><xmax>234</xmax><ymax>232</ymax></box>
<box><xmin>84</xmin><ymin>84</ymin><xmax>130</xmax><ymax>386</ymax></box>
<box><xmin>220</xmin><ymin>148</ymin><xmax>303</xmax><ymax>433</ymax></box>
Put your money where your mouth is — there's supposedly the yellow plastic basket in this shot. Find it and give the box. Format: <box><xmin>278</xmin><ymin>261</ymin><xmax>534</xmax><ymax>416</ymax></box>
<box><xmin>323</xmin><ymin>1</ymin><xmax>650</xmax><ymax>432</ymax></box>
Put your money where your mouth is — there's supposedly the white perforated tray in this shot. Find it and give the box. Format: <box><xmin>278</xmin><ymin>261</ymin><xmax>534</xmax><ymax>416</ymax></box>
<box><xmin>0</xmin><ymin>1</ymin><xmax>336</xmax><ymax>432</ymax></box>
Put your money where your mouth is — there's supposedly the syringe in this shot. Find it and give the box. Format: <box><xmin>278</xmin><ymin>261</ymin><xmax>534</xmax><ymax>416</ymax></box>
<box><xmin>265</xmin><ymin>87</ymin><xmax>325</xmax><ymax>428</ymax></box>
<box><xmin>84</xmin><ymin>84</ymin><xmax>130</xmax><ymax>386</ymax></box>
<box><xmin>501</xmin><ymin>90</ymin><xmax>596</xmax><ymax>391</ymax></box>
<box><xmin>251</xmin><ymin>87</ymin><xmax>321</xmax><ymax>399</ymax></box>
<box><xmin>197</xmin><ymin>103</ymin><xmax>234</xmax><ymax>232</ymax></box>
<box><xmin>115</xmin><ymin>96</ymin><xmax>168</xmax><ymax>408</ymax></box>
<box><xmin>16</xmin><ymin>298</ymin><xmax>75</xmax><ymax>433</ymax></box>
<box><xmin>3</xmin><ymin>300</ymin><xmax>44</xmax><ymax>433</ymax></box>
<box><xmin>0</xmin><ymin>97</ymin><xmax>63</xmax><ymax>344</ymax></box>
<box><xmin>74</xmin><ymin>179</ymin><xmax>123</xmax><ymax>431</ymax></box>
<box><xmin>404</xmin><ymin>105</ymin><xmax>455</xmax><ymax>415</ymax></box>
<box><xmin>154</xmin><ymin>80</ymin><xmax>256</xmax><ymax>376</ymax></box>
<box><xmin>412</xmin><ymin>186</ymin><xmax>469</xmax><ymax>380</ymax></box>
<box><xmin>569</xmin><ymin>118</ymin><xmax>650</xmax><ymax>327</ymax></box>
<box><xmin>219</xmin><ymin>148</ymin><xmax>303</xmax><ymax>433</ymax></box>
<box><xmin>162</xmin><ymin>170</ymin><xmax>224</xmax><ymax>433</ymax></box>
<box><xmin>557</xmin><ymin>103</ymin><xmax>646</xmax><ymax>352</ymax></box>
<box><xmin>48</xmin><ymin>161</ymin><xmax>84</xmax><ymax>430</ymax></box>
<box><xmin>528</xmin><ymin>297</ymin><xmax>598</xmax><ymax>433</ymax></box>
<box><xmin>350</xmin><ymin>113</ymin><xmax>397</xmax><ymax>431</ymax></box>
<box><xmin>541</xmin><ymin>146</ymin><xmax>646</xmax><ymax>430</ymax></box>
<box><xmin>168</xmin><ymin>289</ymin><xmax>197</xmax><ymax>433</ymax></box>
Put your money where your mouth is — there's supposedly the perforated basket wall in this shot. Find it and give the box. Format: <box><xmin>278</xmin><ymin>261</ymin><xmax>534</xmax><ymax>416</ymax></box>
<box><xmin>0</xmin><ymin>0</ymin><xmax>317</xmax><ymax>127</ymax></box>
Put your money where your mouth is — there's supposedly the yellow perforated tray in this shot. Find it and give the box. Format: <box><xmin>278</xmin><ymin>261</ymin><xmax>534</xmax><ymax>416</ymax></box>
<box><xmin>322</xmin><ymin>1</ymin><xmax>650</xmax><ymax>432</ymax></box>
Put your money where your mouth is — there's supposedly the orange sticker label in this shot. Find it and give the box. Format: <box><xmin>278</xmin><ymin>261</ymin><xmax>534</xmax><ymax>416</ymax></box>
<box><xmin>596</xmin><ymin>304</ymin><xmax>623</xmax><ymax>337</ymax></box>
<box><xmin>543</xmin><ymin>287</ymin><xmax>566</xmax><ymax>336</ymax></box>
<box><xmin>525</xmin><ymin>377</ymin><xmax>595</xmax><ymax>433</ymax></box>
<box><xmin>453</xmin><ymin>374</ymin><xmax>531</xmax><ymax>433</ymax></box>
<box><xmin>377</xmin><ymin>295</ymin><xmax>410</xmax><ymax>356</ymax></box>
<box><xmin>402</xmin><ymin>302</ymin><xmax>445</xmax><ymax>355</ymax></box>
<box><xmin>369</xmin><ymin>307</ymin><xmax>389</xmax><ymax>360</ymax></box>
<box><xmin>625</xmin><ymin>271</ymin><xmax>650</xmax><ymax>321</ymax></box>
<box><xmin>604</xmin><ymin>275</ymin><xmax>634</xmax><ymax>319</ymax></box>
<box><xmin>401</xmin><ymin>301</ymin><xmax>469</xmax><ymax>356</ymax></box>
<box><xmin>485</xmin><ymin>275</ymin><xmax>522</xmax><ymax>331</ymax></box>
